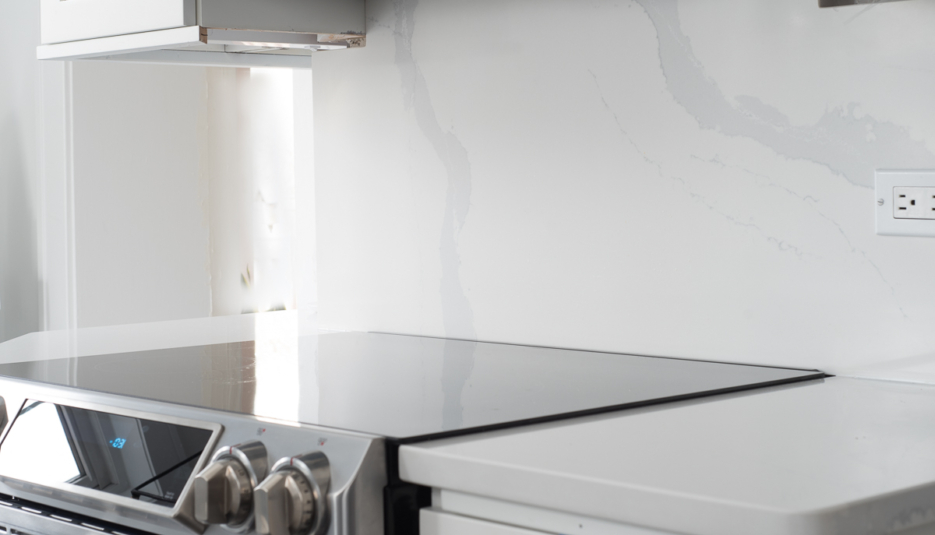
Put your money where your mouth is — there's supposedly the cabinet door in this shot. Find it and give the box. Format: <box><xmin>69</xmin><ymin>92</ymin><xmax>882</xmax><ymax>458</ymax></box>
<box><xmin>421</xmin><ymin>509</ymin><xmax>549</xmax><ymax>535</ymax></box>
<box><xmin>41</xmin><ymin>0</ymin><xmax>195</xmax><ymax>45</ymax></box>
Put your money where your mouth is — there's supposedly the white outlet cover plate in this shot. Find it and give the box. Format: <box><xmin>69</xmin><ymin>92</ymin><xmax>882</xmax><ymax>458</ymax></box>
<box><xmin>875</xmin><ymin>169</ymin><xmax>935</xmax><ymax>237</ymax></box>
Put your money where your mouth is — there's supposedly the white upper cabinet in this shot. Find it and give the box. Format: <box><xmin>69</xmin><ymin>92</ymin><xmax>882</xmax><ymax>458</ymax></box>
<box><xmin>37</xmin><ymin>0</ymin><xmax>365</xmax><ymax>69</ymax></box>
<box><xmin>41</xmin><ymin>0</ymin><xmax>195</xmax><ymax>45</ymax></box>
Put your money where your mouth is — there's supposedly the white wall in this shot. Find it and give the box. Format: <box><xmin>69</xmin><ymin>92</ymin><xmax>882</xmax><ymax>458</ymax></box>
<box><xmin>0</xmin><ymin>2</ymin><xmax>41</xmax><ymax>343</ymax></box>
<box><xmin>0</xmin><ymin>7</ymin><xmax>220</xmax><ymax>335</ymax></box>
<box><xmin>72</xmin><ymin>62</ymin><xmax>212</xmax><ymax>328</ymax></box>
<box><xmin>201</xmin><ymin>68</ymin><xmax>302</xmax><ymax>318</ymax></box>
<box><xmin>70</xmin><ymin>63</ymin><xmax>311</xmax><ymax>329</ymax></box>
<box><xmin>0</xmin><ymin>8</ymin><xmax>312</xmax><ymax>337</ymax></box>
<box><xmin>313</xmin><ymin>0</ymin><xmax>935</xmax><ymax>372</ymax></box>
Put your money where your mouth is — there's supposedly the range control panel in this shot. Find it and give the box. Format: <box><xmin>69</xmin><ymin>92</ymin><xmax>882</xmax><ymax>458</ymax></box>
<box><xmin>0</xmin><ymin>377</ymin><xmax>386</xmax><ymax>535</ymax></box>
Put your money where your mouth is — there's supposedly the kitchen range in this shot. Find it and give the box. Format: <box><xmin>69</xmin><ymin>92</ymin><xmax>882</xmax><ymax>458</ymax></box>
<box><xmin>7</xmin><ymin>0</ymin><xmax>934</xmax><ymax>534</ymax></box>
<box><xmin>0</xmin><ymin>325</ymin><xmax>823</xmax><ymax>535</ymax></box>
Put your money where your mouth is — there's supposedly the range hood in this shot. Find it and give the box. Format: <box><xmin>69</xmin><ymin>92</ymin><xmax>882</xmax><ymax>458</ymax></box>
<box><xmin>37</xmin><ymin>0</ymin><xmax>365</xmax><ymax>69</ymax></box>
<box><xmin>819</xmin><ymin>0</ymin><xmax>910</xmax><ymax>6</ymax></box>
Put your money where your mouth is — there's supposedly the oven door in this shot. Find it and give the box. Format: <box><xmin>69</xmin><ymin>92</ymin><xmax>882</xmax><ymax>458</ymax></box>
<box><xmin>40</xmin><ymin>0</ymin><xmax>196</xmax><ymax>45</ymax></box>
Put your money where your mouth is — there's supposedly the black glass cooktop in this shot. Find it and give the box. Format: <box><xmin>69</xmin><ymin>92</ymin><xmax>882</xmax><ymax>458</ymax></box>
<box><xmin>0</xmin><ymin>332</ymin><xmax>824</xmax><ymax>443</ymax></box>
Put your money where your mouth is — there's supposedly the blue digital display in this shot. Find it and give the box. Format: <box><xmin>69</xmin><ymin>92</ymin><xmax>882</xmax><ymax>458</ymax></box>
<box><xmin>0</xmin><ymin>400</ymin><xmax>212</xmax><ymax>507</ymax></box>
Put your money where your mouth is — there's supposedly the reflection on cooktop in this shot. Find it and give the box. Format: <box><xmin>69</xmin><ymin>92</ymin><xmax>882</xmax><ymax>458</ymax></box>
<box><xmin>0</xmin><ymin>332</ymin><xmax>824</xmax><ymax>442</ymax></box>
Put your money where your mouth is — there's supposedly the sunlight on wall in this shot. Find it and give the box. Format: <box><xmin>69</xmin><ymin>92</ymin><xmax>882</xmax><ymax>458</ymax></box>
<box><xmin>245</xmin><ymin>68</ymin><xmax>297</xmax><ymax>315</ymax></box>
<box><xmin>245</xmin><ymin>68</ymin><xmax>304</xmax><ymax>422</ymax></box>
<box><xmin>253</xmin><ymin>310</ymin><xmax>299</xmax><ymax>422</ymax></box>
<box><xmin>204</xmin><ymin>67</ymin><xmax>299</xmax><ymax>318</ymax></box>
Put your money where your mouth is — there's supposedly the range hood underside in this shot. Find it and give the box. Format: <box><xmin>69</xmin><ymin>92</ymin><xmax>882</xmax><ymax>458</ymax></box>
<box><xmin>818</xmin><ymin>0</ymin><xmax>911</xmax><ymax>6</ymax></box>
<box><xmin>37</xmin><ymin>26</ymin><xmax>363</xmax><ymax>69</ymax></box>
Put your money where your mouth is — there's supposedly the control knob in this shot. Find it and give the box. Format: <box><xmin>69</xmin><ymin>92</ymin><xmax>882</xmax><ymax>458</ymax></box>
<box><xmin>255</xmin><ymin>452</ymin><xmax>330</xmax><ymax>535</ymax></box>
<box><xmin>193</xmin><ymin>441</ymin><xmax>269</xmax><ymax>530</ymax></box>
<box><xmin>0</xmin><ymin>396</ymin><xmax>7</xmax><ymax>434</ymax></box>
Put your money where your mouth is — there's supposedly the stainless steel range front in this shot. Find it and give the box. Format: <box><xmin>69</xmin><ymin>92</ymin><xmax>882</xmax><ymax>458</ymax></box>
<box><xmin>0</xmin><ymin>331</ymin><xmax>824</xmax><ymax>535</ymax></box>
<box><xmin>0</xmin><ymin>374</ymin><xmax>384</xmax><ymax>535</ymax></box>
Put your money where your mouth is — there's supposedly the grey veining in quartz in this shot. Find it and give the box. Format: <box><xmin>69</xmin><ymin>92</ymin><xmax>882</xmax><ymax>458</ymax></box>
<box><xmin>313</xmin><ymin>0</ymin><xmax>935</xmax><ymax>375</ymax></box>
<box><xmin>0</xmin><ymin>332</ymin><xmax>821</xmax><ymax>442</ymax></box>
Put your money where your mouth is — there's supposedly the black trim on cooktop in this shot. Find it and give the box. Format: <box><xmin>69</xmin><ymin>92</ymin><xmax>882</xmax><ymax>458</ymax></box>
<box><xmin>387</xmin><ymin>370</ymin><xmax>827</xmax><ymax>444</ymax></box>
<box><xmin>371</xmin><ymin>331</ymin><xmax>824</xmax><ymax>373</ymax></box>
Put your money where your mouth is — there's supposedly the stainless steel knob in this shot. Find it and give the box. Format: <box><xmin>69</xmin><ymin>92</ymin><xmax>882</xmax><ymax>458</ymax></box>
<box><xmin>255</xmin><ymin>470</ymin><xmax>314</xmax><ymax>535</ymax></box>
<box><xmin>194</xmin><ymin>459</ymin><xmax>252</xmax><ymax>525</ymax></box>
<box><xmin>193</xmin><ymin>441</ymin><xmax>269</xmax><ymax>531</ymax></box>
<box><xmin>0</xmin><ymin>397</ymin><xmax>7</xmax><ymax>435</ymax></box>
<box><xmin>255</xmin><ymin>452</ymin><xmax>330</xmax><ymax>535</ymax></box>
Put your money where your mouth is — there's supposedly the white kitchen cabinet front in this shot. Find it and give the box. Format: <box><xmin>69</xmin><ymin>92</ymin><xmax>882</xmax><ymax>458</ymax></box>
<box><xmin>40</xmin><ymin>0</ymin><xmax>194</xmax><ymax>44</ymax></box>
<box><xmin>421</xmin><ymin>509</ymin><xmax>549</xmax><ymax>535</ymax></box>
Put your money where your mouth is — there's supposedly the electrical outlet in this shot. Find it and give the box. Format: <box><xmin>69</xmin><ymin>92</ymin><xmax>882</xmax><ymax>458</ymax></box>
<box><xmin>876</xmin><ymin>170</ymin><xmax>935</xmax><ymax>237</ymax></box>
<box><xmin>894</xmin><ymin>187</ymin><xmax>935</xmax><ymax>220</ymax></box>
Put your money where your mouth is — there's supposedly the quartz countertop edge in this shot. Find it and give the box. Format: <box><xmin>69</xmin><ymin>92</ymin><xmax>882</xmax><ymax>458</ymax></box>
<box><xmin>398</xmin><ymin>377</ymin><xmax>935</xmax><ymax>535</ymax></box>
<box><xmin>399</xmin><ymin>445</ymin><xmax>814</xmax><ymax>535</ymax></box>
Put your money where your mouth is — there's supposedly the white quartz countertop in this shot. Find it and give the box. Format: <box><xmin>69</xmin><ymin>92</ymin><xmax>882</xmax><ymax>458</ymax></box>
<box><xmin>400</xmin><ymin>376</ymin><xmax>935</xmax><ymax>535</ymax></box>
